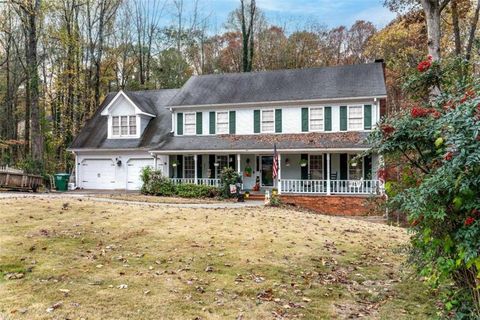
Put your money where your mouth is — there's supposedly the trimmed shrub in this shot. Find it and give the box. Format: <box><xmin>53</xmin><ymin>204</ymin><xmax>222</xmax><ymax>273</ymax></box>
<box><xmin>219</xmin><ymin>167</ymin><xmax>241</xmax><ymax>198</ymax></box>
<box><xmin>175</xmin><ymin>183</ymin><xmax>218</xmax><ymax>198</ymax></box>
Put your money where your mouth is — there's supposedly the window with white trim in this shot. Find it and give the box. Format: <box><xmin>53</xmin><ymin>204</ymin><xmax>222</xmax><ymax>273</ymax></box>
<box><xmin>184</xmin><ymin>155</ymin><xmax>195</xmax><ymax>178</ymax></box>
<box><xmin>261</xmin><ymin>110</ymin><xmax>274</xmax><ymax>133</ymax></box>
<box><xmin>309</xmin><ymin>107</ymin><xmax>324</xmax><ymax>131</ymax></box>
<box><xmin>216</xmin><ymin>111</ymin><xmax>229</xmax><ymax>134</ymax></box>
<box><xmin>348</xmin><ymin>106</ymin><xmax>363</xmax><ymax>130</ymax></box>
<box><xmin>184</xmin><ymin>112</ymin><xmax>196</xmax><ymax>135</ymax></box>
<box><xmin>112</xmin><ymin>115</ymin><xmax>136</xmax><ymax>137</ymax></box>
<box><xmin>349</xmin><ymin>154</ymin><xmax>363</xmax><ymax>180</ymax></box>
<box><xmin>309</xmin><ymin>155</ymin><xmax>323</xmax><ymax>179</ymax></box>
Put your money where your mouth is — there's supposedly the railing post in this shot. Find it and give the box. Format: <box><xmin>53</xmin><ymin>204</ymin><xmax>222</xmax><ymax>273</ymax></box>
<box><xmin>326</xmin><ymin>153</ymin><xmax>331</xmax><ymax>195</ymax></box>
<box><xmin>278</xmin><ymin>153</ymin><xmax>282</xmax><ymax>194</ymax></box>
<box><xmin>194</xmin><ymin>154</ymin><xmax>198</xmax><ymax>184</ymax></box>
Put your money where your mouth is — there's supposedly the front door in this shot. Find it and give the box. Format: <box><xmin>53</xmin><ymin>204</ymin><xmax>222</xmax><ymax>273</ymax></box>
<box><xmin>261</xmin><ymin>156</ymin><xmax>274</xmax><ymax>186</ymax></box>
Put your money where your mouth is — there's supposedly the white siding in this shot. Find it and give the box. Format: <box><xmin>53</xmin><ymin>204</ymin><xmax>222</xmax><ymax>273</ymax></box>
<box><xmin>237</xmin><ymin>109</ymin><xmax>254</xmax><ymax>134</ymax></box>
<box><xmin>174</xmin><ymin>100</ymin><xmax>377</xmax><ymax>136</ymax></box>
<box><xmin>282</xmin><ymin>108</ymin><xmax>302</xmax><ymax>133</ymax></box>
<box><xmin>110</xmin><ymin>95</ymin><xmax>136</xmax><ymax>116</ymax></box>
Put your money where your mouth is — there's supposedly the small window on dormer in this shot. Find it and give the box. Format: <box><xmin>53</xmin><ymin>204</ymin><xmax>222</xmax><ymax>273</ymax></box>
<box><xmin>112</xmin><ymin>115</ymin><xmax>136</xmax><ymax>137</ymax></box>
<box><xmin>129</xmin><ymin>116</ymin><xmax>137</xmax><ymax>135</ymax></box>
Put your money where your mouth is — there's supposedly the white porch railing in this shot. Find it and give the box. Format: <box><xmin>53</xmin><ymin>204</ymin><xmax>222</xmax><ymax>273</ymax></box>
<box><xmin>280</xmin><ymin>179</ymin><xmax>382</xmax><ymax>195</ymax></box>
<box><xmin>169</xmin><ymin>178</ymin><xmax>220</xmax><ymax>187</ymax></box>
<box><xmin>197</xmin><ymin>178</ymin><xmax>220</xmax><ymax>187</ymax></box>
<box><xmin>279</xmin><ymin>179</ymin><xmax>328</xmax><ymax>194</ymax></box>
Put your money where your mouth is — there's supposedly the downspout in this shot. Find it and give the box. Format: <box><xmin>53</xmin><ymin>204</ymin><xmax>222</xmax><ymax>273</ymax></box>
<box><xmin>169</xmin><ymin>108</ymin><xmax>174</xmax><ymax>134</ymax></box>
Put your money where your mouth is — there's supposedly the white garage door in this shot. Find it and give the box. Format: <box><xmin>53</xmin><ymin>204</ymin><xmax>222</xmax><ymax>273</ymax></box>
<box><xmin>81</xmin><ymin>159</ymin><xmax>116</xmax><ymax>189</ymax></box>
<box><xmin>127</xmin><ymin>158</ymin><xmax>153</xmax><ymax>190</ymax></box>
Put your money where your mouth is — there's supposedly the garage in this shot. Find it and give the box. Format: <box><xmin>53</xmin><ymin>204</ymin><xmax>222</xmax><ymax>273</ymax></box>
<box><xmin>81</xmin><ymin>159</ymin><xmax>116</xmax><ymax>189</ymax></box>
<box><xmin>126</xmin><ymin>158</ymin><xmax>153</xmax><ymax>190</ymax></box>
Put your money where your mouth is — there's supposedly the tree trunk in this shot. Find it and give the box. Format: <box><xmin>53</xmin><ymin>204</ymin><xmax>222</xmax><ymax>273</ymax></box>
<box><xmin>27</xmin><ymin>0</ymin><xmax>43</xmax><ymax>166</ymax></box>
<box><xmin>451</xmin><ymin>0</ymin><xmax>462</xmax><ymax>56</ymax></box>
<box><xmin>421</xmin><ymin>0</ymin><xmax>442</xmax><ymax>61</ymax></box>
<box><xmin>466</xmin><ymin>0</ymin><xmax>480</xmax><ymax>61</ymax></box>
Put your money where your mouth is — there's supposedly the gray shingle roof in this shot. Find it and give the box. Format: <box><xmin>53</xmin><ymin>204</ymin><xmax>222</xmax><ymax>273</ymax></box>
<box><xmin>168</xmin><ymin>62</ymin><xmax>386</xmax><ymax>107</ymax></box>
<box><xmin>154</xmin><ymin>132</ymin><xmax>371</xmax><ymax>151</ymax></box>
<box><xmin>69</xmin><ymin>89</ymin><xmax>179</xmax><ymax>150</ymax></box>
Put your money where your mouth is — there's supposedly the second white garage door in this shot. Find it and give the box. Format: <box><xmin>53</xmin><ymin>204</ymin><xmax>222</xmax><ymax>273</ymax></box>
<box><xmin>126</xmin><ymin>158</ymin><xmax>153</xmax><ymax>190</ymax></box>
<box><xmin>81</xmin><ymin>159</ymin><xmax>116</xmax><ymax>189</ymax></box>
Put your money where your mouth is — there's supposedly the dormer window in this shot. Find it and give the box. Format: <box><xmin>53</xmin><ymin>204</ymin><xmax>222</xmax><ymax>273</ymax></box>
<box><xmin>112</xmin><ymin>115</ymin><xmax>137</xmax><ymax>137</ymax></box>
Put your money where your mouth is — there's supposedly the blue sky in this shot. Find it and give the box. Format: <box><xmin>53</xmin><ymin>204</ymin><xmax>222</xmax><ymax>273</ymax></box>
<box><xmin>203</xmin><ymin>0</ymin><xmax>397</xmax><ymax>30</ymax></box>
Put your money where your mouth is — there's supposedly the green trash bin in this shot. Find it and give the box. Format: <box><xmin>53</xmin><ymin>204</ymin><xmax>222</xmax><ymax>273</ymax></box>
<box><xmin>54</xmin><ymin>173</ymin><xmax>70</xmax><ymax>192</ymax></box>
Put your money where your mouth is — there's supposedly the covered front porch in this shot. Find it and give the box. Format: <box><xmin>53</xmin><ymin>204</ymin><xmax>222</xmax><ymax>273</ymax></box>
<box><xmin>152</xmin><ymin>150</ymin><xmax>383</xmax><ymax>196</ymax></box>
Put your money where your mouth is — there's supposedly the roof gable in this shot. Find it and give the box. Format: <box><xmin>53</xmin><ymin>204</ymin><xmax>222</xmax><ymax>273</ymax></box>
<box><xmin>100</xmin><ymin>90</ymin><xmax>156</xmax><ymax>117</ymax></box>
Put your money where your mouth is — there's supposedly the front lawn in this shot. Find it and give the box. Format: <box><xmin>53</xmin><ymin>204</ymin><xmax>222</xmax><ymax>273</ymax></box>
<box><xmin>0</xmin><ymin>197</ymin><xmax>435</xmax><ymax>319</ymax></box>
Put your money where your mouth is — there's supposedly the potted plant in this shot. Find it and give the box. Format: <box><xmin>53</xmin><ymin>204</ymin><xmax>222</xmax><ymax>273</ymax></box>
<box><xmin>214</xmin><ymin>162</ymin><xmax>220</xmax><ymax>167</ymax></box>
<box><xmin>171</xmin><ymin>160</ymin><xmax>179</xmax><ymax>167</ymax></box>
<box><xmin>299</xmin><ymin>159</ymin><xmax>308</xmax><ymax>167</ymax></box>
<box><xmin>244</xmin><ymin>191</ymin><xmax>250</xmax><ymax>198</ymax></box>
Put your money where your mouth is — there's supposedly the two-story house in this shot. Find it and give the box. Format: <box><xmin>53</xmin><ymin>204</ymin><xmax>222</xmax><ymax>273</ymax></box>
<box><xmin>69</xmin><ymin>62</ymin><xmax>387</xmax><ymax>213</ymax></box>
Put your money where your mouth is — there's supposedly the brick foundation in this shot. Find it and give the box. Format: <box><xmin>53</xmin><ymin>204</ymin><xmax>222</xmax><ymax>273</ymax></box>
<box><xmin>280</xmin><ymin>194</ymin><xmax>384</xmax><ymax>216</ymax></box>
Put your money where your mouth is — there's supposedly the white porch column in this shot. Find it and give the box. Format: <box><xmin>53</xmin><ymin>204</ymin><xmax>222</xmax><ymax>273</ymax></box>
<box><xmin>278</xmin><ymin>153</ymin><xmax>282</xmax><ymax>194</ymax></box>
<box><xmin>153</xmin><ymin>154</ymin><xmax>158</xmax><ymax>170</ymax></box>
<box><xmin>326</xmin><ymin>153</ymin><xmax>331</xmax><ymax>195</ymax></box>
<box><xmin>236</xmin><ymin>154</ymin><xmax>241</xmax><ymax>174</ymax></box>
<box><xmin>194</xmin><ymin>154</ymin><xmax>198</xmax><ymax>184</ymax></box>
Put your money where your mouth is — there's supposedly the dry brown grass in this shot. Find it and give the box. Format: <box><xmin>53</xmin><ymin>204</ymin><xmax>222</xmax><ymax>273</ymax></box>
<box><xmin>96</xmin><ymin>193</ymin><xmax>225</xmax><ymax>204</ymax></box>
<box><xmin>0</xmin><ymin>197</ymin><xmax>435</xmax><ymax>319</ymax></box>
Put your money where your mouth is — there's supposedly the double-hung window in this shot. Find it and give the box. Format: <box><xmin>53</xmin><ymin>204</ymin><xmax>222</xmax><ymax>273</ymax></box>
<box><xmin>184</xmin><ymin>112</ymin><xmax>196</xmax><ymax>135</ymax></box>
<box><xmin>309</xmin><ymin>155</ymin><xmax>323</xmax><ymax>179</ymax></box>
<box><xmin>216</xmin><ymin>111</ymin><xmax>229</xmax><ymax>134</ymax></box>
<box><xmin>261</xmin><ymin>110</ymin><xmax>274</xmax><ymax>133</ymax></box>
<box><xmin>112</xmin><ymin>115</ymin><xmax>136</xmax><ymax>137</ymax></box>
<box><xmin>309</xmin><ymin>107</ymin><xmax>324</xmax><ymax>131</ymax></box>
<box><xmin>348</xmin><ymin>106</ymin><xmax>363</xmax><ymax>130</ymax></box>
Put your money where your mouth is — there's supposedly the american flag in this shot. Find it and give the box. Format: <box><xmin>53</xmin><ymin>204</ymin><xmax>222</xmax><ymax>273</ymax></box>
<box><xmin>272</xmin><ymin>144</ymin><xmax>279</xmax><ymax>179</ymax></box>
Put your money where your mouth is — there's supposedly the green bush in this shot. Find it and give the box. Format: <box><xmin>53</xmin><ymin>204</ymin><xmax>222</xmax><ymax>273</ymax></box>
<box><xmin>369</xmin><ymin>57</ymin><xmax>480</xmax><ymax>316</ymax></box>
<box><xmin>219</xmin><ymin>167</ymin><xmax>241</xmax><ymax>198</ymax></box>
<box><xmin>140</xmin><ymin>167</ymin><xmax>219</xmax><ymax>198</ymax></box>
<box><xmin>140</xmin><ymin>167</ymin><xmax>176</xmax><ymax>196</ymax></box>
<box><xmin>175</xmin><ymin>183</ymin><xmax>218</xmax><ymax>198</ymax></box>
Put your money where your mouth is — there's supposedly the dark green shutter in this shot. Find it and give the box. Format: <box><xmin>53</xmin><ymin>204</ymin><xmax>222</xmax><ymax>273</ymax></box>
<box><xmin>275</xmin><ymin>109</ymin><xmax>282</xmax><ymax>133</ymax></box>
<box><xmin>301</xmin><ymin>154</ymin><xmax>308</xmax><ymax>180</ymax></box>
<box><xmin>301</xmin><ymin>108</ymin><xmax>309</xmax><ymax>132</ymax></box>
<box><xmin>324</xmin><ymin>107</ymin><xmax>332</xmax><ymax>131</ymax></box>
<box><xmin>364</xmin><ymin>105</ymin><xmax>372</xmax><ymax>130</ymax></box>
<box><xmin>177</xmin><ymin>113</ymin><xmax>183</xmax><ymax>135</ymax></box>
<box><xmin>209</xmin><ymin>111</ymin><xmax>215</xmax><ymax>134</ymax></box>
<box><xmin>229</xmin><ymin>111</ymin><xmax>236</xmax><ymax>134</ymax></box>
<box><xmin>196</xmin><ymin>112</ymin><xmax>202</xmax><ymax>134</ymax></box>
<box><xmin>209</xmin><ymin>155</ymin><xmax>215</xmax><ymax>178</ymax></box>
<box><xmin>254</xmin><ymin>110</ymin><xmax>260</xmax><ymax>133</ymax></box>
<box><xmin>340</xmin><ymin>106</ymin><xmax>347</xmax><ymax>131</ymax></box>
<box><xmin>177</xmin><ymin>155</ymin><xmax>183</xmax><ymax>178</ymax></box>
<box><xmin>323</xmin><ymin>154</ymin><xmax>328</xmax><ymax>180</ymax></box>
<box><xmin>340</xmin><ymin>154</ymin><xmax>348</xmax><ymax>180</ymax></box>
<box><xmin>197</xmin><ymin>155</ymin><xmax>203</xmax><ymax>178</ymax></box>
<box><xmin>364</xmin><ymin>155</ymin><xmax>372</xmax><ymax>179</ymax></box>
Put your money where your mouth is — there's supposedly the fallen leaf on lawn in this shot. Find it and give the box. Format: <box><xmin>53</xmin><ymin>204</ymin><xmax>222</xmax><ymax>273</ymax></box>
<box><xmin>46</xmin><ymin>301</ymin><xmax>62</xmax><ymax>313</ymax></box>
<box><xmin>117</xmin><ymin>284</ymin><xmax>128</xmax><ymax>289</ymax></box>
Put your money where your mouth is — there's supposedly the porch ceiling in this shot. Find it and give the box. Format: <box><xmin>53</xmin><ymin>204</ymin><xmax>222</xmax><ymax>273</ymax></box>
<box><xmin>151</xmin><ymin>132</ymin><xmax>371</xmax><ymax>153</ymax></box>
